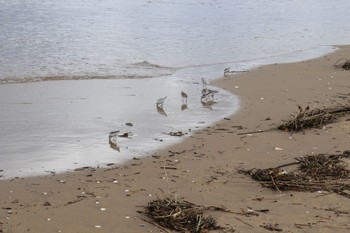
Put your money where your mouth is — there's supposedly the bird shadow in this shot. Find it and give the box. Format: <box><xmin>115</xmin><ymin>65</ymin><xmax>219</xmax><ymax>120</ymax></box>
<box><xmin>201</xmin><ymin>99</ymin><xmax>216</xmax><ymax>110</ymax></box>
<box><xmin>156</xmin><ymin>106</ymin><xmax>168</xmax><ymax>117</ymax></box>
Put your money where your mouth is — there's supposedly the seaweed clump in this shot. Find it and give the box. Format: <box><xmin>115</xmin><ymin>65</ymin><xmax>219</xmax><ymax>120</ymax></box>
<box><xmin>144</xmin><ymin>197</ymin><xmax>221</xmax><ymax>233</ymax></box>
<box><xmin>241</xmin><ymin>151</ymin><xmax>350</xmax><ymax>198</ymax></box>
<box><xmin>334</xmin><ymin>58</ymin><xmax>350</xmax><ymax>70</ymax></box>
<box><xmin>277</xmin><ymin>105</ymin><xmax>350</xmax><ymax>132</ymax></box>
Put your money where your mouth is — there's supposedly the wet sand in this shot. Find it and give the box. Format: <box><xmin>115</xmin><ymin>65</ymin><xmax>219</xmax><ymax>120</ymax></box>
<box><xmin>1</xmin><ymin>45</ymin><xmax>350</xmax><ymax>232</ymax></box>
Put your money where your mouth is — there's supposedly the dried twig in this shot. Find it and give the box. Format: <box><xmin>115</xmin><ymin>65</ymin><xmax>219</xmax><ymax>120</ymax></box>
<box><xmin>233</xmin><ymin>216</ymin><xmax>254</xmax><ymax>228</ymax></box>
<box><xmin>237</xmin><ymin>129</ymin><xmax>273</xmax><ymax>136</ymax></box>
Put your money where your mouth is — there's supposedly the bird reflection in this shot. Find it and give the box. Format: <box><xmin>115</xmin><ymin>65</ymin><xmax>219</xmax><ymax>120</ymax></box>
<box><xmin>156</xmin><ymin>105</ymin><xmax>167</xmax><ymax>117</ymax></box>
<box><xmin>181</xmin><ymin>103</ymin><xmax>188</xmax><ymax>111</ymax></box>
<box><xmin>108</xmin><ymin>132</ymin><xmax>120</xmax><ymax>152</ymax></box>
<box><xmin>201</xmin><ymin>99</ymin><xmax>216</xmax><ymax>110</ymax></box>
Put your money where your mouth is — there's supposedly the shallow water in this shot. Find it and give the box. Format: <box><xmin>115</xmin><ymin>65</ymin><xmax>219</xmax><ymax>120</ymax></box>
<box><xmin>0</xmin><ymin>76</ymin><xmax>239</xmax><ymax>178</ymax></box>
<box><xmin>1</xmin><ymin>0</ymin><xmax>350</xmax><ymax>178</ymax></box>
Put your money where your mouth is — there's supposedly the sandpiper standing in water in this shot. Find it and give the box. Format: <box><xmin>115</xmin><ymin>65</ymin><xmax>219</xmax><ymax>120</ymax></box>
<box><xmin>181</xmin><ymin>91</ymin><xmax>188</xmax><ymax>104</ymax></box>
<box><xmin>156</xmin><ymin>96</ymin><xmax>167</xmax><ymax>108</ymax></box>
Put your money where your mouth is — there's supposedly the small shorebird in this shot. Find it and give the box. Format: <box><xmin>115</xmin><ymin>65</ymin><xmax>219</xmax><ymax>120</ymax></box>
<box><xmin>109</xmin><ymin>130</ymin><xmax>120</xmax><ymax>138</ymax></box>
<box><xmin>202</xmin><ymin>88</ymin><xmax>218</xmax><ymax>96</ymax></box>
<box><xmin>224</xmin><ymin>67</ymin><xmax>231</xmax><ymax>76</ymax></box>
<box><xmin>181</xmin><ymin>91</ymin><xmax>188</xmax><ymax>104</ymax></box>
<box><xmin>156</xmin><ymin>96</ymin><xmax>167</xmax><ymax>108</ymax></box>
<box><xmin>201</xmin><ymin>88</ymin><xmax>218</xmax><ymax>102</ymax></box>
<box><xmin>201</xmin><ymin>78</ymin><xmax>208</xmax><ymax>89</ymax></box>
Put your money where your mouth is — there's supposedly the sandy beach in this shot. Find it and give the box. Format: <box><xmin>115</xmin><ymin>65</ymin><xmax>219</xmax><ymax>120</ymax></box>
<box><xmin>1</xmin><ymin>45</ymin><xmax>350</xmax><ymax>233</ymax></box>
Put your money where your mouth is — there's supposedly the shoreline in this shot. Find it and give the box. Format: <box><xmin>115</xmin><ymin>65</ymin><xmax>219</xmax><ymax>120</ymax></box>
<box><xmin>0</xmin><ymin>45</ymin><xmax>336</xmax><ymax>180</ymax></box>
<box><xmin>1</xmin><ymin>45</ymin><xmax>350</xmax><ymax>232</ymax></box>
<box><xmin>0</xmin><ymin>65</ymin><xmax>240</xmax><ymax>179</ymax></box>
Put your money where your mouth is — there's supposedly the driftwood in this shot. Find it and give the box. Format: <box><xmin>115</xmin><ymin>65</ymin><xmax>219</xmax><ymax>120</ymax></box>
<box><xmin>240</xmin><ymin>151</ymin><xmax>350</xmax><ymax>198</ymax></box>
<box><xmin>277</xmin><ymin>105</ymin><xmax>350</xmax><ymax>132</ymax></box>
<box><xmin>333</xmin><ymin>58</ymin><xmax>350</xmax><ymax>70</ymax></box>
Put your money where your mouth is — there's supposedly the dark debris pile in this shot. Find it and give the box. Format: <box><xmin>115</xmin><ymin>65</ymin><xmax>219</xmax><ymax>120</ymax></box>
<box><xmin>277</xmin><ymin>105</ymin><xmax>350</xmax><ymax>132</ymax></box>
<box><xmin>241</xmin><ymin>151</ymin><xmax>350</xmax><ymax>198</ymax></box>
<box><xmin>144</xmin><ymin>197</ymin><xmax>221</xmax><ymax>233</ymax></box>
<box><xmin>334</xmin><ymin>58</ymin><xmax>350</xmax><ymax>70</ymax></box>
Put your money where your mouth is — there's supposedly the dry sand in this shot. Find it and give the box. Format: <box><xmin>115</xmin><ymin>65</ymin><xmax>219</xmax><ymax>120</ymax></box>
<box><xmin>1</xmin><ymin>45</ymin><xmax>350</xmax><ymax>233</ymax></box>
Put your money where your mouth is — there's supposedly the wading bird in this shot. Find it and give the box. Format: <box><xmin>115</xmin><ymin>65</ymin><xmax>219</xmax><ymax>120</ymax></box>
<box><xmin>201</xmin><ymin>78</ymin><xmax>208</xmax><ymax>89</ymax></box>
<box><xmin>181</xmin><ymin>91</ymin><xmax>188</xmax><ymax>104</ymax></box>
<box><xmin>156</xmin><ymin>96</ymin><xmax>167</xmax><ymax>108</ymax></box>
<box><xmin>201</xmin><ymin>88</ymin><xmax>218</xmax><ymax>102</ymax></box>
<box><xmin>224</xmin><ymin>67</ymin><xmax>231</xmax><ymax>76</ymax></box>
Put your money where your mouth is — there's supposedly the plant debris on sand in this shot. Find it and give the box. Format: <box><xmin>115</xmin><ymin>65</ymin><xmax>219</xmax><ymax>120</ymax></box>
<box><xmin>333</xmin><ymin>58</ymin><xmax>350</xmax><ymax>70</ymax></box>
<box><xmin>277</xmin><ymin>105</ymin><xmax>350</xmax><ymax>132</ymax></box>
<box><xmin>144</xmin><ymin>197</ymin><xmax>221</xmax><ymax>233</ymax></box>
<box><xmin>241</xmin><ymin>151</ymin><xmax>350</xmax><ymax>198</ymax></box>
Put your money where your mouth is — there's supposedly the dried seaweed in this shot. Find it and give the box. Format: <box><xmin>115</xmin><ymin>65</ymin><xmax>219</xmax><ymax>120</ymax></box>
<box><xmin>277</xmin><ymin>105</ymin><xmax>350</xmax><ymax>132</ymax></box>
<box><xmin>333</xmin><ymin>58</ymin><xmax>350</xmax><ymax>70</ymax></box>
<box><xmin>296</xmin><ymin>153</ymin><xmax>350</xmax><ymax>180</ymax></box>
<box><xmin>241</xmin><ymin>151</ymin><xmax>350</xmax><ymax>198</ymax></box>
<box><xmin>260</xmin><ymin>223</ymin><xmax>283</xmax><ymax>232</ymax></box>
<box><xmin>144</xmin><ymin>197</ymin><xmax>221</xmax><ymax>233</ymax></box>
